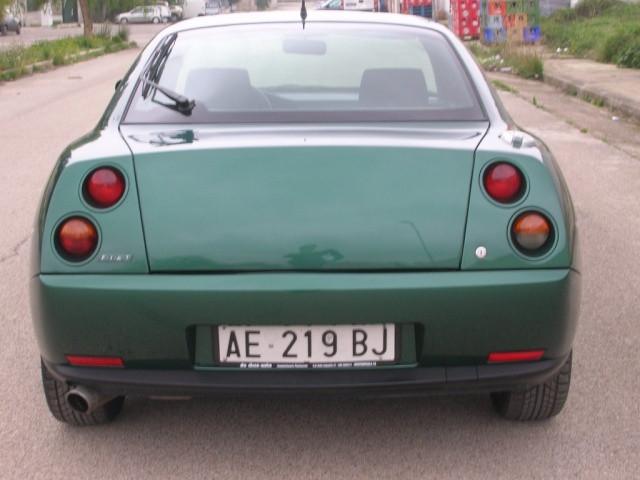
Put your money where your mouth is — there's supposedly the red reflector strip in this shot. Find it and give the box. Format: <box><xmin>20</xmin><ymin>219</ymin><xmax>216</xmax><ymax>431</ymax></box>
<box><xmin>66</xmin><ymin>355</ymin><xmax>124</xmax><ymax>368</ymax></box>
<box><xmin>487</xmin><ymin>350</ymin><xmax>544</xmax><ymax>364</ymax></box>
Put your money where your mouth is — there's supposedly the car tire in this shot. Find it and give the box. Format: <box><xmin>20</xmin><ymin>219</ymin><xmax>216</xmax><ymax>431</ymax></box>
<box><xmin>491</xmin><ymin>352</ymin><xmax>572</xmax><ymax>421</ymax></box>
<box><xmin>41</xmin><ymin>360</ymin><xmax>125</xmax><ymax>426</ymax></box>
<box><xmin>152</xmin><ymin>17</ymin><xmax>160</xmax><ymax>24</ymax></box>
<box><xmin>16</xmin><ymin>24</ymin><xmax>21</xmax><ymax>35</ymax></box>
<box><xmin>1</xmin><ymin>24</ymin><xmax>7</xmax><ymax>36</ymax></box>
<box><xmin>120</xmin><ymin>18</ymin><xmax>128</xmax><ymax>24</ymax></box>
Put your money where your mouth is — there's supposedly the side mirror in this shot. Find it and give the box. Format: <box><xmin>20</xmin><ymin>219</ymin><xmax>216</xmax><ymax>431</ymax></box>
<box><xmin>115</xmin><ymin>79</ymin><xmax>122</xmax><ymax>91</ymax></box>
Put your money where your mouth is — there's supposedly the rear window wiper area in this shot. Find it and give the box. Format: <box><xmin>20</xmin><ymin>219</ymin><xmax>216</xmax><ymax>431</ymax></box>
<box><xmin>140</xmin><ymin>77</ymin><xmax>196</xmax><ymax>116</ymax></box>
<box><xmin>140</xmin><ymin>33</ymin><xmax>196</xmax><ymax>116</ymax></box>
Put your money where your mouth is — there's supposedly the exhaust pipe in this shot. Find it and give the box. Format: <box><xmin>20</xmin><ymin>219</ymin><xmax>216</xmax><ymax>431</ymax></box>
<box><xmin>65</xmin><ymin>386</ymin><xmax>116</xmax><ymax>414</ymax></box>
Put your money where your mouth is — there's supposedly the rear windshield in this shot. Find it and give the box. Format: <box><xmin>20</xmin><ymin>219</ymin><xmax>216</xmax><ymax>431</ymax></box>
<box><xmin>124</xmin><ymin>23</ymin><xmax>485</xmax><ymax>124</ymax></box>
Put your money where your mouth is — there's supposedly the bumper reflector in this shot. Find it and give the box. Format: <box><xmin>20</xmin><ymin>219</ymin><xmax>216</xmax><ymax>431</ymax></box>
<box><xmin>487</xmin><ymin>350</ymin><xmax>544</xmax><ymax>364</ymax></box>
<box><xmin>66</xmin><ymin>355</ymin><xmax>124</xmax><ymax>368</ymax></box>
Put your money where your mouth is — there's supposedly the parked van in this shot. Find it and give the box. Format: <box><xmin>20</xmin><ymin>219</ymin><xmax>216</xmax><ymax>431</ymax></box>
<box><xmin>182</xmin><ymin>0</ymin><xmax>206</xmax><ymax>18</ymax></box>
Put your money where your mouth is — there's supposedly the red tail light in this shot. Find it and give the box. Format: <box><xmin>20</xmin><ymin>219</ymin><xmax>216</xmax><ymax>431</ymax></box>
<box><xmin>57</xmin><ymin>217</ymin><xmax>98</xmax><ymax>260</ymax></box>
<box><xmin>483</xmin><ymin>162</ymin><xmax>524</xmax><ymax>203</ymax></box>
<box><xmin>85</xmin><ymin>167</ymin><xmax>125</xmax><ymax>208</ymax></box>
<box><xmin>488</xmin><ymin>350</ymin><xmax>544</xmax><ymax>363</ymax></box>
<box><xmin>66</xmin><ymin>355</ymin><xmax>124</xmax><ymax>368</ymax></box>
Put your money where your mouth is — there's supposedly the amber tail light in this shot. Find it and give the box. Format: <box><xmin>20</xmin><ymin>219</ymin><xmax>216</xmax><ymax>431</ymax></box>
<box><xmin>56</xmin><ymin>217</ymin><xmax>98</xmax><ymax>261</ymax></box>
<box><xmin>512</xmin><ymin>212</ymin><xmax>552</xmax><ymax>253</ymax></box>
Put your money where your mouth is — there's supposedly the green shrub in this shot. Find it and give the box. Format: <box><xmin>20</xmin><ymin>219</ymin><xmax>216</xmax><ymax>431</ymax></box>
<box><xmin>549</xmin><ymin>8</ymin><xmax>577</xmax><ymax>22</ymax></box>
<box><xmin>1</xmin><ymin>70</ymin><xmax>18</xmax><ymax>81</ymax></box>
<box><xmin>542</xmin><ymin>1</ymin><xmax>640</xmax><ymax>69</ymax></box>
<box><xmin>76</xmin><ymin>36</ymin><xmax>91</xmax><ymax>49</ymax></box>
<box><xmin>52</xmin><ymin>53</ymin><xmax>66</xmax><ymax>66</ymax></box>
<box><xmin>508</xmin><ymin>51</ymin><xmax>544</xmax><ymax>79</ymax></box>
<box><xmin>39</xmin><ymin>42</ymin><xmax>53</xmax><ymax>60</ymax></box>
<box><xmin>574</xmin><ymin>0</ymin><xmax>621</xmax><ymax>18</ymax></box>
<box><xmin>0</xmin><ymin>46</ymin><xmax>24</xmax><ymax>71</ymax></box>
<box><xmin>617</xmin><ymin>37</ymin><xmax>640</xmax><ymax>68</ymax></box>
<box><xmin>597</xmin><ymin>25</ymin><xmax>640</xmax><ymax>63</ymax></box>
<box><xmin>0</xmin><ymin>33</ymin><xmax>134</xmax><ymax>81</ymax></box>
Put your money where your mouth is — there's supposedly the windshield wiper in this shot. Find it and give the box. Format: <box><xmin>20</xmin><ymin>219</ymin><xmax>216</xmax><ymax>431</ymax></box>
<box><xmin>142</xmin><ymin>33</ymin><xmax>177</xmax><ymax>97</ymax></box>
<box><xmin>140</xmin><ymin>77</ymin><xmax>196</xmax><ymax>116</ymax></box>
<box><xmin>140</xmin><ymin>33</ymin><xmax>195</xmax><ymax>116</ymax></box>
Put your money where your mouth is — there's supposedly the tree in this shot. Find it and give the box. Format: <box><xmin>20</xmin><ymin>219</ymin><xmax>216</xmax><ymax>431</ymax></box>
<box><xmin>79</xmin><ymin>0</ymin><xmax>92</xmax><ymax>37</ymax></box>
<box><xmin>0</xmin><ymin>0</ymin><xmax>9</xmax><ymax>21</ymax></box>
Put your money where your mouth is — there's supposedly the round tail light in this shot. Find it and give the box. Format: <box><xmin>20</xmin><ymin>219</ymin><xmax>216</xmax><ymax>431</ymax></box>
<box><xmin>483</xmin><ymin>162</ymin><xmax>524</xmax><ymax>204</ymax></box>
<box><xmin>85</xmin><ymin>167</ymin><xmax>125</xmax><ymax>208</ymax></box>
<box><xmin>57</xmin><ymin>217</ymin><xmax>98</xmax><ymax>260</ymax></box>
<box><xmin>512</xmin><ymin>212</ymin><xmax>552</xmax><ymax>253</ymax></box>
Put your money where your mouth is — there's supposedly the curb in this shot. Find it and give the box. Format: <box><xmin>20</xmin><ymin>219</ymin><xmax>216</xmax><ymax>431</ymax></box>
<box><xmin>543</xmin><ymin>71</ymin><xmax>640</xmax><ymax>123</ymax></box>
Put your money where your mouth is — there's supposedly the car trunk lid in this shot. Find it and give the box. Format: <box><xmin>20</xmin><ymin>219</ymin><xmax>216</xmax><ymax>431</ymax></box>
<box><xmin>122</xmin><ymin>123</ymin><xmax>487</xmax><ymax>272</ymax></box>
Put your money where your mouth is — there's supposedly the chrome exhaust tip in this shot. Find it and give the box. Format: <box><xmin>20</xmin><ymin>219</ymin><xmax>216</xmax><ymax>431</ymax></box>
<box><xmin>65</xmin><ymin>386</ymin><xmax>115</xmax><ymax>414</ymax></box>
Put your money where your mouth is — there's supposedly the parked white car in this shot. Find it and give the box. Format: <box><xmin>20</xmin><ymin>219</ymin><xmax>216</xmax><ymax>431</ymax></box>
<box><xmin>115</xmin><ymin>6</ymin><xmax>166</xmax><ymax>24</ymax></box>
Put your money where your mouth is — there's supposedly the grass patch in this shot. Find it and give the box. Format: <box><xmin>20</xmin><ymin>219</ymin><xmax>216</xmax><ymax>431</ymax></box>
<box><xmin>0</xmin><ymin>27</ymin><xmax>134</xmax><ymax>81</ymax></box>
<box><xmin>491</xmin><ymin>79</ymin><xmax>518</xmax><ymax>93</ymax></box>
<box><xmin>505</xmin><ymin>50</ymin><xmax>544</xmax><ymax>79</ymax></box>
<box><xmin>584</xmin><ymin>94</ymin><xmax>606</xmax><ymax>107</ymax></box>
<box><xmin>542</xmin><ymin>0</ymin><xmax>640</xmax><ymax>68</ymax></box>
<box><xmin>468</xmin><ymin>42</ymin><xmax>544</xmax><ymax>79</ymax></box>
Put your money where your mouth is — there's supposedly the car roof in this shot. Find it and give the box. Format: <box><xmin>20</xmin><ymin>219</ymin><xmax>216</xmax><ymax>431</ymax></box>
<box><xmin>161</xmin><ymin>11</ymin><xmax>449</xmax><ymax>36</ymax></box>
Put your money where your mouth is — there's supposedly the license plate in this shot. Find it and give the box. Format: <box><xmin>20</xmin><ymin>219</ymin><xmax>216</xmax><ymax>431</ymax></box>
<box><xmin>217</xmin><ymin>324</ymin><xmax>396</xmax><ymax>368</ymax></box>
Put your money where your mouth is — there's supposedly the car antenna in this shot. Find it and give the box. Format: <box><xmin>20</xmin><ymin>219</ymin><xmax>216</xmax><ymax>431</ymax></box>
<box><xmin>300</xmin><ymin>0</ymin><xmax>307</xmax><ymax>29</ymax></box>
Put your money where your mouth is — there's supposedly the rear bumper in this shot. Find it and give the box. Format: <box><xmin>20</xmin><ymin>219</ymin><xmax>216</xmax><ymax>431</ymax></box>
<box><xmin>31</xmin><ymin>269</ymin><xmax>580</xmax><ymax>371</ymax></box>
<box><xmin>43</xmin><ymin>354</ymin><xmax>570</xmax><ymax>397</ymax></box>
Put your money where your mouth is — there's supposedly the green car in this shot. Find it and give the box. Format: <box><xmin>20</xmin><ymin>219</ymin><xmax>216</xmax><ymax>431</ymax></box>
<box><xmin>31</xmin><ymin>12</ymin><xmax>580</xmax><ymax>426</ymax></box>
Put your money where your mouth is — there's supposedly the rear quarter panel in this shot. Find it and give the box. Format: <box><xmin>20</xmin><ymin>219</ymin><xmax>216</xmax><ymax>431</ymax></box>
<box><xmin>33</xmin><ymin>130</ymin><xmax>148</xmax><ymax>275</ymax></box>
<box><xmin>461</xmin><ymin>129</ymin><xmax>576</xmax><ymax>270</ymax></box>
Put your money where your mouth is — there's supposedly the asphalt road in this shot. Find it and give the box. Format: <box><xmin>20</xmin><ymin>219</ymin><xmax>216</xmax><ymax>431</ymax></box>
<box><xmin>1</xmin><ymin>49</ymin><xmax>639</xmax><ymax>479</ymax></box>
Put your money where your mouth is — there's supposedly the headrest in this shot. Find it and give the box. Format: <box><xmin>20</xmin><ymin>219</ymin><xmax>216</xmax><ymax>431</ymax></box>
<box><xmin>359</xmin><ymin>68</ymin><xmax>430</xmax><ymax>108</ymax></box>
<box><xmin>184</xmin><ymin>68</ymin><xmax>268</xmax><ymax>110</ymax></box>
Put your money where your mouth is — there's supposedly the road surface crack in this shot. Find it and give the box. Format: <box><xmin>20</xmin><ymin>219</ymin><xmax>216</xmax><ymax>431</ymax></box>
<box><xmin>0</xmin><ymin>235</ymin><xmax>30</xmax><ymax>265</ymax></box>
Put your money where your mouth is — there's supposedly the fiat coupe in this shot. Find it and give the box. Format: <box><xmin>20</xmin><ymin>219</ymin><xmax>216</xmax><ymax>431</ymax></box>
<box><xmin>31</xmin><ymin>12</ymin><xmax>580</xmax><ymax>426</ymax></box>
